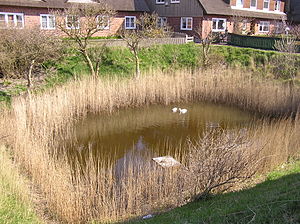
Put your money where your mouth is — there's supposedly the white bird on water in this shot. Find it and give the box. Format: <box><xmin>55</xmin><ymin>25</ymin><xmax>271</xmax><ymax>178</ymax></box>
<box><xmin>179</xmin><ymin>108</ymin><xmax>188</xmax><ymax>114</ymax></box>
<box><xmin>172</xmin><ymin>107</ymin><xmax>178</xmax><ymax>113</ymax></box>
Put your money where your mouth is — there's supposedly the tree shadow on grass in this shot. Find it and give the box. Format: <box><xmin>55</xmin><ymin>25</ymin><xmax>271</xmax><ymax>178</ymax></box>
<box><xmin>125</xmin><ymin>171</ymin><xmax>300</xmax><ymax>224</ymax></box>
<box><xmin>0</xmin><ymin>91</ymin><xmax>11</xmax><ymax>105</ymax></box>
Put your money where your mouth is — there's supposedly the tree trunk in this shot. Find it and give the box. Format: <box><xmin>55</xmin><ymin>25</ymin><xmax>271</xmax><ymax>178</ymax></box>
<box><xmin>27</xmin><ymin>59</ymin><xmax>35</xmax><ymax>89</ymax></box>
<box><xmin>83</xmin><ymin>51</ymin><xmax>97</xmax><ymax>78</ymax></box>
<box><xmin>134</xmin><ymin>51</ymin><xmax>140</xmax><ymax>79</ymax></box>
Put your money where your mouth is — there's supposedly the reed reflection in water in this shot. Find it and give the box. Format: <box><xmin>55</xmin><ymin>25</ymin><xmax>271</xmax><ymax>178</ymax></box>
<box><xmin>65</xmin><ymin>102</ymin><xmax>255</xmax><ymax>170</ymax></box>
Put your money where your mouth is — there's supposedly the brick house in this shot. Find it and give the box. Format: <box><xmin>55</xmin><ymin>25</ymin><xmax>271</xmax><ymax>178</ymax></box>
<box><xmin>145</xmin><ymin>0</ymin><xmax>287</xmax><ymax>38</ymax></box>
<box><xmin>0</xmin><ymin>0</ymin><xmax>150</xmax><ymax>36</ymax></box>
<box><xmin>0</xmin><ymin>0</ymin><xmax>289</xmax><ymax>38</ymax></box>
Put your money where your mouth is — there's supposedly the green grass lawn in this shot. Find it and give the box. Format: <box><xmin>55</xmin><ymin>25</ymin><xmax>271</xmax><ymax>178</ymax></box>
<box><xmin>0</xmin><ymin>147</ymin><xmax>40</xmax><ymax>224</ymax></box>
<box><xmin>129</xmin><ymin>160</ymin><xmax>300</xmax><ymax>224</ymax></box>
<box><xmin>0</xmin><ymin>190</ymin><xmax>40</xmax><ymax>224</ymax></box>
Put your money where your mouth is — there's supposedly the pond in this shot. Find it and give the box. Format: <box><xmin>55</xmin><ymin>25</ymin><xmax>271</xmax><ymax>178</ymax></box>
<box><xmin>64</xmin><ymin>102</ymin><xmax>256</xmax><ymax>172</ymax></box>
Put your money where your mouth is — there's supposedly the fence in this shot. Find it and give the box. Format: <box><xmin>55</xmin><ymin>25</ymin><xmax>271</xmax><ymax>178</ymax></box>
<box><xmin>86</xmin><ymin>36</ymin><xmax>190</xmax><ymax>48</ymax></box>
<box><xmin>228</xmin><ymin>33</ymin><xmax>280</xmax><ymax>50</ymax></box>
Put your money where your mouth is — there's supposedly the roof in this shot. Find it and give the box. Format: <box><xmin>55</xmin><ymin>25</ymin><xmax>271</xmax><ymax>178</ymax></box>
<box><xmin>288</xmin><ymin>0</ymin><xmax>300</xmax><ymax>22</ymax></box>
<box><xmin>0</xmin><ymin>0</ymin><xmax>150</xmax><ymax>12</ymax></box>
<box><xmin>198</xmin><ymin>0</ymin><xmax>287</xmax><ymax>20</ymax></box>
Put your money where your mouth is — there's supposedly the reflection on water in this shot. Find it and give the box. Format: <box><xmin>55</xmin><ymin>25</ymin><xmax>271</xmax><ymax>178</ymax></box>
<box><xmin>65</xmin><ymin>102</ymin><xmax>256</xmax><ymax>170</ymax></box>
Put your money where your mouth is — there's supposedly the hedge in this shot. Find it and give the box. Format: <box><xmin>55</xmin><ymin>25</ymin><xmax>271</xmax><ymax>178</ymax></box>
<box><xmin>228</xmin><ymin>33</ymin><xmax>300</xmax><ymax>52</ymax></box>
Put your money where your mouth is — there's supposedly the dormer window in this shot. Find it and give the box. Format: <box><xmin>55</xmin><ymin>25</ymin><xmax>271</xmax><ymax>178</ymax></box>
<box><xmin>170</xmin><ymin>0</ymin><xmax>180</xmax><ymax>3</ymax></box>
<box><xmin>156</xmin><ymin>0</ymin><xmax>165</xmax><ymax>4</ymax></box>
<box><xmin>236</xmin><ymin>0</ymin><xmax>244</xmax><ymax>8</ymax></box>
<box><xmin>263</xmin><ymin>0</ymin><xmax>270</xmax><ymax>10</ymax></box>
<box><xmin>275</xmin><ymin>0</ymin><xmax>281</xmax><ymax>11</ymax></box>
<box><xmin>250</xmin><ymin>0</ymin><xmax>257</xmax><ymax>8</ymax></box>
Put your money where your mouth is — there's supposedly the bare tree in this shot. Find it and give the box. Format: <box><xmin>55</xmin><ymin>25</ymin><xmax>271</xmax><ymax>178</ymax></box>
<box><xmin>121</xmin><ymin>13</ymin><xmax>169</xmax><ymax>78</ymax></box>
<box><xmin>290</xmin><ymin>24</ymin><xmax>300</xmax><ymax>39</ymax></box>
<box><xmin>274</xmin><ymin>35</ymin><xmax>299</xmax><ymax>103</ymax></box>
<box><xmin>53</xmin><ymin>2</ymin><xmax>115</xmax><ymax>78</ymax></box>
<box><xmin>195</xmin><ymin>26</ymin><xmax>217</xmax><ymax>68</ymax></box>
<box><xmin>0</xmin><ymin>28</ymin><xmax>63</xmax><ymax>89</ymax></box>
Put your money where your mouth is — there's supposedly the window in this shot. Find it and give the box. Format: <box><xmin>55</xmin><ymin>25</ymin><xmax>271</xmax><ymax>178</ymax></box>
<box><xmin>275</xmin><ymin>22</ymin><xmax>284</xmax><ymax>33</ymax></box>
<box><xmin>40</xmin><ymin>14</ymin><xmax>55</xmax><ymax>30</ymax></box>
<box><xmin>275</xmin><ymin>0</ymin><xmax>281</xmax><ymax>11</ymax></box>
<box><xmin>66</xmin><ymin>15</ymin><xmax>79</xmax><ymax>29</ymax></box>
<box><xmin>250</xmin><ymin>0</ymin><xmax>257</xmax><ymax>8</ymax></box>
<box><xmin>0</xmin><ymin>14</ymin><xmax>5</xmax><ymax>27</ymax></box>
<box><xmin>0</xmin><ymin>12</ymin><xmax>24</xmax><ymax>28</ymax></box>
<box><xmin>236</xmin><ymin>0</ymin><xmax>244</xmax><ymax>7</ymax></box>
<box><xmin>157</xmin><ymin>17</ymin><xmax>167</xmax><ymax>28</ymax></box>
<box><xmin>181</xmin><ymin>17</ymin><xmax>193</xmax><ymax>30</ymax></box>
<box><xmin>259</xmin><ymin>21</ymin><xmax>270</xmax><ymax>33</ymax></box>
<box><xmin>97</xmin><ymin>15</ymin><xmax>110</xmax><ymax>30</ymax></box>
<box><xmin>263</xmin><ymin>0</ymin><xmax>270</xmax><ymax>10</ymax></box>
<box><xmin>125</xmin><ymin>16</ymin><xmax>136</xmax><ymax>29</ymax></box>
<box><xmin>212</xmin><ymin>18</ymin><xmax>226</xmax><ymax>32</ymax></box>
<box><xmin>171</xmin><ymin>0</ymin><xmax>180</xmax><ymax>3</ymax></box>
<box><xmin>242</xmin><ymin>20</ymin><xmax>247</xmax><ymax>31</ymax></box>
<box><xmin>156</xmin><ymin>0</ymin><xmax>165</xmax><ymax>4</ymax></box>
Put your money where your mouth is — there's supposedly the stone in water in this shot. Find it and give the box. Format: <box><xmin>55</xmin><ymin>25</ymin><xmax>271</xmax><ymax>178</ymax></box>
<box><xmin>152</xmin><ymin>156</ymin><xmax>181</xmax><ymax>168</ymax></box>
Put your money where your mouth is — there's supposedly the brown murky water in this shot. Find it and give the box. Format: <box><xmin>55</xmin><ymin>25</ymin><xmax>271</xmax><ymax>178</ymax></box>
<box><xmin>65</xmin><ymin>102</ymin><xmax>256</xmax><ymax>171</ymax></box>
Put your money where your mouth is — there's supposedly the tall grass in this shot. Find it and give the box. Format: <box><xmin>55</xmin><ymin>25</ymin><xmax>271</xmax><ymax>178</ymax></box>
<box><xmin>1</xmin><ymin>68</ymin><xmax>300</xmax><ymax>223</ymax></box>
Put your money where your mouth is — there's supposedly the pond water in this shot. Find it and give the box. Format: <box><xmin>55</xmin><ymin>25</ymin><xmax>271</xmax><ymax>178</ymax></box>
<box><xmin>65</xmin><ymin>102</ymin><xmax>256</xmax><ymax>171</ymax></box>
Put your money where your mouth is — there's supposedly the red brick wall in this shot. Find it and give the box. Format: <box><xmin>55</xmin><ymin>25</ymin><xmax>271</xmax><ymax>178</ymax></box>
<box><xmin>0</xmin><ymin>6</ymin><xmax>142</xmax><ymax>37</ymax></box>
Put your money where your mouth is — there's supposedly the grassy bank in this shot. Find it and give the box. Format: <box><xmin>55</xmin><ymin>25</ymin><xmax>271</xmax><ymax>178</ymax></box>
<box><xmin>54</xmin><ymin>44</ymin><xmax>282</xmax><ymax>79</ymax></box>
<box><xmin>131</xmin><ymin>160</ymin><xmax>300</xmax><ymax>224</ymax></box>
<box><xmin>1</xmin><ymin>43</ymin><xmax>299</xmax><ymax>105</ymax></box>
<box><xmin>0</xmin><ymin>146</ymin><xmax>40</xmax><ymax>224</ymax></box>
<box><xmin>0</xmin><ymin>67</ymin><xmax>299</xmax><ymax>223</ymax></box>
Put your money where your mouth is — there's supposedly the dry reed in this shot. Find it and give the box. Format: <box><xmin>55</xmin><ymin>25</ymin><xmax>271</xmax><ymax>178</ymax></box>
<box><xmin>1</xmin><ymin>68</ymin><xmax>300</xmax><ymax>223</ymax></box>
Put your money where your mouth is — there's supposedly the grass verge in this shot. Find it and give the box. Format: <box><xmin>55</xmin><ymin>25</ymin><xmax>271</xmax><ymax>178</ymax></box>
<box><xmin>130</xmin><ymin>160</ymin><xmax>300</xmax><ymax>224</ymax></box>
<box><xmin>0</xmin><ymin>146</ymin><xmax>40</xmax><ymax>224</ymax></box>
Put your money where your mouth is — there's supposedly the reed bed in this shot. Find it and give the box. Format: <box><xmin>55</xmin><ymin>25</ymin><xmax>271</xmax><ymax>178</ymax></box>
<box><xmin>1</xmin><ymin>68</ymin><xmax>300</xmax><ymax>223</ymax></box>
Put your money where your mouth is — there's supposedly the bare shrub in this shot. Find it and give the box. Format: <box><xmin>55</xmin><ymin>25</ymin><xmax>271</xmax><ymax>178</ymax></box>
<box><xmin>185</xmin><ymin>129</ymin><xmax>260</xmax><ymax>200</ymax></box>
<box><xmin>0</xmin><ymin>28</ymin><xmax>63</xmax><ymax>88</ymax></box>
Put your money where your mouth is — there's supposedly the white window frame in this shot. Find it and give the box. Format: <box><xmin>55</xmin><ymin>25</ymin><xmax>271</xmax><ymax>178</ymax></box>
<box><xmin>125</xmin><ymin>16</ymin><xmax>136</xmax><ymax>30</ymax></box>
<box><xmin>263</xmin><ymin>0</ymin><xmax>270</xmax><ymax>10</ymax></box>
<box><xmin>212</xmin><ymin>18</ymin><xmax>227</xmax><ymax>32</ymax></box>
<box><xmin>66</xmin><ymin>15</ymin><xmax>80</xmax><ymax>29</ymax></box>
<box><xmin>0</xmin><ymin>12</ymin><xmax>24</xmax><ymax>29</ymax></box>
<box><xmin>97</xmin><ymin>15</ymin><xmax>110</xmax><ymax>30</ymax></box>
<box><xmin>274</xmin><ymin>0</ymin><xmax>281</xmax><ymax>12</ymax></box>
<box><xmin>180</xmin><ymin>17</ymin><xmax>193</xmax><ymax>31</ymax></box>
<box><xmin>259</xmin><ymin>21</ymin><xmax>270</xmax><ymax>33</ymax></box>
<box><xmin>156</xmin><ymin>0</ymin><xmax>165</xmax><ymax>4</ymax></box>
<box><xmin>157</xmin><ymin>17</ymin><xmax>167</xmax><ymax>28</ymax></box>
<box><xmin>236</xmin><ymin>0</ymin><xmax>244</xmax><ymax>8</ymax></box>
<box><xmin>250</xmin><ymin>0</ymin><xmax>257</xmax><ymax>9</ymax></box>
<box><xmin>170</xmin><ymin>0</ymin><xmax>180</xmax><ymax>3</ymax></box>
<box><xmin>40</xmin><ymin>14</ymin><xmax>55</xmax><ymax>30</ymax></box>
